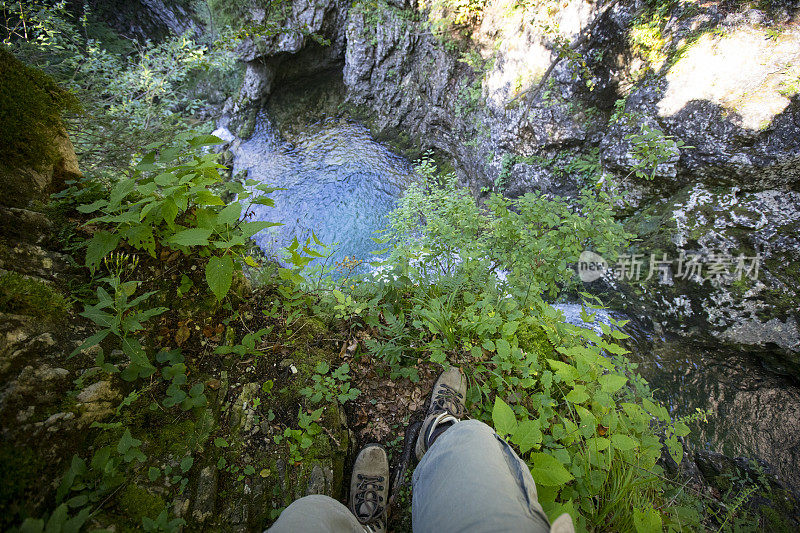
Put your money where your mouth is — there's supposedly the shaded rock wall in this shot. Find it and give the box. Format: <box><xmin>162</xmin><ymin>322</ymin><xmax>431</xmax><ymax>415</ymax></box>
<box><xmin>0</xmin><ymin>131</ymin><xmax>81</xmax><ymax>210</ymax></box>
<box><xmin>86</xmin><ymin>0</ymin><xmax>201</xmax><ymax>41</ymax></box>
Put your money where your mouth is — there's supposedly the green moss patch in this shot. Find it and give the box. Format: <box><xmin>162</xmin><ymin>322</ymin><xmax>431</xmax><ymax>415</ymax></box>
<box><xmin>117</xmin><ymin>484</ymin><xmax>166</xmax><ymax>525</ymax></box>
<box><xmin>0</xmin><ymin>271</ymin><xmax>69</xmax><ymax>322</ymax></box>
<box><xmin>0</xmin><ymin>47</ymin><xmax>79</xmax><ymax>170</ymax></box>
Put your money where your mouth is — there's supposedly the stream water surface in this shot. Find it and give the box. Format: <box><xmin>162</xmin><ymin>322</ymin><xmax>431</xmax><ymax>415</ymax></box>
<box><xmin>233</xmin><ymin>115</ymin><xmax>413</xmax><ymax>266</ymax></box>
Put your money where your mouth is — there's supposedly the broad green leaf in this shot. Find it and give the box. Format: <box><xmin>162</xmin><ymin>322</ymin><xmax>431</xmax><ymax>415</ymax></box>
<box><xmin>529</xmin><ymin>453</ymin><xmax>574</xmax><ymax>486</ymax></box>
<box><xmin>256</xmin><ymin>183</ymin><xmax>285</xmax><ymax>194</ymax></box>
<box><xmin>587</xmin><ymin>436</ymin><xmax>610</xmax><ymax>453</ymax></box>
<box><xmin>76</xmin><ymin>199</ymin><xmax>108</xmax><ymax>213</ymax></box>
<box><xmin>80</xmin><ymin>305</ymin><xmax>115</xmax><ymax>329</ymax></box>
<box><xmin>138</xmin><ymin>199</ymin><xmax>160</xmax><ymax>221</ymax></box>
<box><xmin>163</xmin><ymin>198</ymin><xmax>179</xmax><ymax>227</ymax></box>
<box><xmin>601</xmin><ymin>342</ymin><xmax>629</xmax><ymax>356</ymax></box>
<box><xmin>496</xmin><ymin>338</ymin><xmax>511</xmax><ymax>359</ymax></box>
<box><xmin>117</xmin><ymin>429</ymin><xmax>141</xmax><ymax>454</ymax></box>
<box><xmin>674</xmin><ymin>421</ymin><xmax>691</xmax><ymax>437</ymax></box>
<box><xmin>122</xmin><ymin>337</ymin><xmax>155</xmax><ymax>374</ymax></box>
<box><xmin>611</xmin><ymin>434</ymin><xmax>639</xmax><ymax>451</ymax></box>
<box><xmin>502</xmin><ymin>321</ymin><xmax>519</xmax><ymax>337</ymax></box>
<box><xmin>666</xmin><ymin>435</ymin><xmax>683</xmax><ymax>465</ymax></box>
<box><xmin>109</xmin><ymin>178</ymin><xmax>135</xmax><ymax>205</ymax></box>
<box><xmin>46</xmin><ymin>504</ymin><xmax>68</xmax><ymax>531</ymax></box>
<box><xmin>188</xmin><ymin>134</ymin><xmax>225</xmax><ymax>147</ymax></box>
<box><xmin>180</xmin><ymin>455</ymin><xmax>194</xmax><ymax>473</ymax></box>
<box><xmin>621</xmin><ymin>402</ymin><xmax>648</xmax><ymax>423</ymax></box>
<box><xmin>211</xmin><ymin>236</ymin><xmax>247</xmax><ymax>249</ymax></box>
<box><xmin>154</xmin><ymin>172</ymin><xmax>176</xmax><ymax>186</ymax></box>
<box><xmin>195</xmin><ymin>190</ymin><xmax>224</xmax><ymax>206</ymax></box>
<box><xmin>206</xmin><ymin>255</ymin><xmax>234</xmax><ymax>301</ymax></box>
<box><xmin>137</xmin><ymin>182</ymin><xmax>157</xmax><ymax>196</ymax></box>
<box><xmin>542</xmin><ymin>500</ymin><xmax>577</xmax><ymax>526</ymax></box>
<box><xmin>642</xmin><ymin>398</ymin><xmax>670</xmax><ymax>422</ymax></box>
<box><xmin>633</xmin><ymin>507</ymin><xmax>662</xmax><ymax>533</ymax></box>
<box><xmin>252</xmin><ymin>196</ymin><xmax>275</xmax><ymax>207</ymax></box>
<box><xmin>166</xmin><ymin>227</ymin><xmax>212</xmax><ymax>247</ymax></box>
<box><xmin>69</xmin><ymin>329</ymin><xmax>110</xmax><ymax>358</ymax></box>
<box><xmin>565</xmin><ymin>385</ymin><xmax>589</xmax><ymax>404</ymax></box>
<box><xmin>85</xmin><ymin>231</ymin><xmax>120</xmax><ymax>271</ymax></box>
<box><xmin>123</xmin><ymin>224</ymin><xmax>155</xmax><ymax>254</ymax></box>
<box><xmin>598</xmin><ymin>373</ymin><xmax>628</xmax><ymax>394</ymax></box>
<box><xmin>492</xmin><ymin>396</ymin><xmax>518</xmax><ymax>437</ymax></box>
<box><xmin>241</xmin><ymin>220</ymin><xmax>282</xmax><ymax>237</ymax></box>
<box><xmin>547</xmin><ymin>360</ymin><xmax>578</xmax><ymax>383</ymax></box>
<box><xmin>609</xmin><ymin>329</ymin><xmax>629</xmax><ymax>340</ymax></box>
<box><xmin>19</xmin><ymin>517</ymin><xmax>45</xmax><ymax>533</ymax></box>
<box><xmin>195</xmin><ymin>207</ymin><xmax>218</xmax><ymax>229</ymax></box>
<box><xmin>513</xmin><ymin>419</ymin><xmax>542</xmax><ymax>454</ymax></box>
<box><xmin>216</xmin><ymin>202</ymin><xmax>242</xmax><ymax>227</ymax></box>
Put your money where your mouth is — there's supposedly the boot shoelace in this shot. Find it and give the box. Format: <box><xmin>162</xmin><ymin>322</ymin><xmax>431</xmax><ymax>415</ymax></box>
<box><xmin>354</xmin><ymin>474</ymin><xmax>385</xmax><ymax>524</ymax></box>
<box><xmin>433</xmin><ymin>383</ymin><xmax>464</xmax><ymax>416</ymax></box>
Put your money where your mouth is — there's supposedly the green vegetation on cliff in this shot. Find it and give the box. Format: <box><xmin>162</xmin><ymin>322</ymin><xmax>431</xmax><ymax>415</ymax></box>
<box><xmin>2</xmin><ymin>0</ymin><xmax>238</xmax><ymax>179</ymax></box>
<box><xmin>6</xmin><ymin>1</ymin><xmax>796</xmax><ymax>531</ymax></box>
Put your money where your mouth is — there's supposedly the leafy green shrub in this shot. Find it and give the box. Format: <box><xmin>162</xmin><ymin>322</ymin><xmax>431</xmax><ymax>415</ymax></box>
<box><xmin>207</xmin><ymin>0</ymin><xmax>256</xmax><ymax>28</ymax></box>
<box><xmin>69</xmin><ymin>252</ymin><xmax>167</xmax><ymax>380</ymax></box>
<box><xmin>426</xmin><ymin>0</ymin><xmax>488</xmax><ymax>31</ymax></box>
<box><xmin>4</xmin><ymin>2</ymin><xmax>237</xmax><ymax>178</ymax></box>
<box><xmin>357</xmin><ymin>278</ymin><xmax>697</xmax><ymax>528</ymax></box>
<box><xmin>384</xmin><ymin>161</ymin><xmax>631</xmax><ymax>298</ymax></box>
<box><xmin>480</xmin><ymin>300</ymin><xmax>693</xmax><ymax>530</ymax></box>
<box><xmin>300</xmin><ymin>361</ymin><xmax>361</xmax><ymax>404</ymax></box>
<box><xmin>66</xmin><ymin>135</ymin><xmax>280</xmax><ymax>382</ymax></box>
<box><xmin>625</xmin><ymin>123</ymin><xmax>690</xmax><ymax>180</ymax></box>
<box><xmin>214</xmin><ymin>327</ymin><xmax>272</xmax><ymax>358</ymax></box>
<box><xmin>157</xmin><ymin>349</ymin><xmax>208</xmax><ymax>410</ymax></box>
<box><xmin>70</xmin><ymin>133</ymin><xmax>279</xmax><ymax>300</ymax></box>
<box><xmin>273</xmin><ymin>408</ymin><xmax>324</xmax><ymax>464</ymax></box>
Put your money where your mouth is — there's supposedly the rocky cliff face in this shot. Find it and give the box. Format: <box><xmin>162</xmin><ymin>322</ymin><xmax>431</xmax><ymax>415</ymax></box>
<box><xmin>87</xmin><ymin>0</ymin><xmax>201</xmax><ymax>41</ymax></box>
<box><xmin>224</xmin><ymin>0</ymin><xmax>800</xmax><ymax>371</ymax></box>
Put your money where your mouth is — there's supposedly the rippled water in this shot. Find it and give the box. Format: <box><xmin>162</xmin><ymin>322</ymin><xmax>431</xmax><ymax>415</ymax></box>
<box><xmin>233</xmin><ymin>115</ymin><xmax>413</xmax><ymax>266</ymax></box>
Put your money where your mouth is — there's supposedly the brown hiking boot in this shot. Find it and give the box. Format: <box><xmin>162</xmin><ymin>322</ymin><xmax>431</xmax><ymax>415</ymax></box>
<box><xmin>415</xmin><ymin>367</ymin><xmax>467</xmax><ymax>461</ymax></box>
<box><xmin>349</xmin><ymin>444</ymin><xmax>389</xmax><ymax>533</ymax></box>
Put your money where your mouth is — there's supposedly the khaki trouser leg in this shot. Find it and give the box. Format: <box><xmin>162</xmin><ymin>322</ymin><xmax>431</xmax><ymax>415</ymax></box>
<box><xmin>412</xmin><ymin>419</ymin><xmax>553</xmax><ymax>533</ymax></box>
<box><xmin>268</xmin><ymin>494</ymin><xmax>365</xmax><ymax>533</ymax></box>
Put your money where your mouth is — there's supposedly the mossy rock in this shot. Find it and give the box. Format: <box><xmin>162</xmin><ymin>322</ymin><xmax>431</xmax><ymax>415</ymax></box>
<box><xmin>0</xmin><ymin>48</ymin><xmax>79</xmax><ymax>169</ymax></box>
<box><xmin>118</xmin><ymin>484</ymin><xmax>166</xmax><ymax>525</ymax></box>
<box><xmin>611</xmin><ymin>184</ymin><xmax>800</xmax><ymax>373</ymax></box>
<box><xmin>237</xmin><ymin>108</ymin><xmax>259</xmax><ymax>140</ymax></box>
<box><xmin>0</xmin><ymin>271</ymin><xmax>70</xmax><ymax>322</ymax></box>
<box><xmin>0</xmin><ymin>48</ymin><xmax>81</xmax><ymax>208</ymax></box>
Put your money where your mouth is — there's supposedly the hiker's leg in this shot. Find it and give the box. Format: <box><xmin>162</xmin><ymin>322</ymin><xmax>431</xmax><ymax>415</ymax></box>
<box><xmin>411</xmin><ymin>419</ymin><xmax>551</xmax><ymax>533</ymax></box>
<box><xmin>268</xmin><ymin>494</ymin><xmax>365</xmax><ymax>533</ymax></box>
